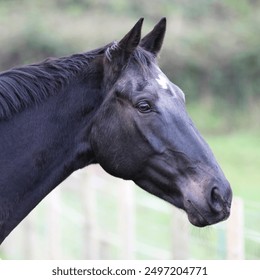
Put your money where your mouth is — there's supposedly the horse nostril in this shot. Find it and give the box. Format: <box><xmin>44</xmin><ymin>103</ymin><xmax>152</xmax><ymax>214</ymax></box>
<box><xmin>211</xmin><ymin>187</ymin><xmax>219</xmax><ymax>202</ymax></box>
<box><xmin>210</xmin><ymin>187</ymin><xmax>223</xmax><ymax>213</ymax></box>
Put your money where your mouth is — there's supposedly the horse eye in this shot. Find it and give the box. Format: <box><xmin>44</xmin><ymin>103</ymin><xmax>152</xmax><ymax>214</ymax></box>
<box><xmin>136</xmin><ymin>101</ymin><xmax>152</xmax><ymax>113</ymax></box>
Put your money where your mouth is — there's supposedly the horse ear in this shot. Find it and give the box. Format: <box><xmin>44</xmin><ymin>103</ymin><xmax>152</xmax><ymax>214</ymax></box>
<box><xmin>106</xmin><ymin>18</ymin><xmax>143</xmax><ymax>63</ymax></box>
<box><xmin>118</xmin><ymin>18</ymin><xmax>143</xmax><ymax>55</ymax></box>
<box><xmin>140</xmin><ymin>17</ymin><xmax>166</xmax><ymax>57</ymax></box>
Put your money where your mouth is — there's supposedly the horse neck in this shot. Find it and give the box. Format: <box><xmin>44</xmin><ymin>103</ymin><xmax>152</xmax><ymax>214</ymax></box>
<box><xmin>0</xmin><ymin>67</ymin><xmax>102</xmax><ymax>243</ymax></box>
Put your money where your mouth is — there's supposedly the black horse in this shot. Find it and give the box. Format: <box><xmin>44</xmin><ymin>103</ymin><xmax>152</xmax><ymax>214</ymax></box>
<box><xmin>0</xmin><ymin>18</ymin><xmax>232</xmax><ymax>244</ymax></box>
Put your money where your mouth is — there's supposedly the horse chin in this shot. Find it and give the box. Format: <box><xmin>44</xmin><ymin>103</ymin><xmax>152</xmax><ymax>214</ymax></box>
<box><xmin>161</xmin><ymin>194</ymin><xmax>210</xmax><ymax>227</ymax></box>
<box><xmin>184</xmin><ymin>200</ymin><xmax>231</xmax><ymax>227</ymax></box>
<box><xmin>186</xmin><ymin>211</ymin><xmax>210</xmax><ymax>227</ymax></box>
<box><xmin>162</xmin><ymin>192</ymin><xmax>231</xmax><ymax>227</ymax></box>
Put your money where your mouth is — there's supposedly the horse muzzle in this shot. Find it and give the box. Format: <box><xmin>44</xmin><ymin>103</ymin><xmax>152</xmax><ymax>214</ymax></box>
<box><xmin>183</xmin><ymin>180</ymin><xmax>232</xmax><ymax>227</ymax></box>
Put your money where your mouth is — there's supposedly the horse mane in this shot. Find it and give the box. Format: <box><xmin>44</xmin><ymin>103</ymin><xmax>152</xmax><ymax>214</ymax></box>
<box><xmin>0</xmin><ymin>45</ymin><xmax>108</xmax><ymax>120</ymax></box>
<box><xmin>0</xmin><ymin>43</ymin><xmax>154</xmax><ymax>120</ymax></box>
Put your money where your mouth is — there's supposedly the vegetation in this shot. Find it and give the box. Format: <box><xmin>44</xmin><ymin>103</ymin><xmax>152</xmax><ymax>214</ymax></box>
<box><xmin>0</xmin><ymin>0</ymin><xmax>259</xmax><ymax>260</ymax></box>
<box><xmin>206</xmin><ymin>132</ymin><xmax>260</xmax><ymax>201</ymax></box>
<box><xmin>0</xmin><ymin>0</ymin><xmax>259</xmax><ymax>132</ymax></box>
<box><xmin>1</xmin><ymin>0</ymin><xmax>258</xmax><ymax>196</ymax></box>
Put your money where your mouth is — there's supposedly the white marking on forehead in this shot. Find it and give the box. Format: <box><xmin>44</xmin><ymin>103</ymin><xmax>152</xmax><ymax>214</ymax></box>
<box><xmin>154</xmin><ymin>65</ymin><xmax>186</xmax><ymax>101</ymax></box>
<box><xmin>156</xmin><ymin>74</ymin><xmax>169</xmax><ymax>90</ymax></box>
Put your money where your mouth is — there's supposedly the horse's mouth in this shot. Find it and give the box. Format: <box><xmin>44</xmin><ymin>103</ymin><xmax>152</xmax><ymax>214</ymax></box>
<box><xmin>185</xmin><ymin>199</ymin><xmax>231</xmax><ymax>227</ymax></box>
<box><xmin>185</xmin><ymin>200</ymin><xmax>210</xmax><ymax>227</ymax></box>
<box><xmin>134</xmin><ymin>178</ymin><xmax>231</xmax><ymax>227</ymax></box>
<box><xmin>158</xmin><ymin>193</ymin><xmax>231</xmax><ymax>227</ymax></box>
<box><xmin>162</xmin><ymin>194</ymin><xmax>216</xmax><ymax>227</ymax></box>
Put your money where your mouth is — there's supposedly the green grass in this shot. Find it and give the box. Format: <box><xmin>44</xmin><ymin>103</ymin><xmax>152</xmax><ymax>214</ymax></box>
<box><xmin>187</xmin><ymin>101</ymin><xmax>260</xmax><ymax>201</ymax></box>
<box><xmin>0</xmin><ymin>131</ymin><xmax>259</xmax><ymax>260</ymax></box>
<box><xmin>133</xmin><ymin>130</ymin><xmax>260</xmax><ymax>259</ymax></box>
<box><xmin>205</xmin><ymin>132</ymin><xmax>260</xmax><ymax>202</ymax></box>
<box><xmin>205</xmin><ymin>132</ymin><xmax>260</xmax><ymax>259</ymax></box>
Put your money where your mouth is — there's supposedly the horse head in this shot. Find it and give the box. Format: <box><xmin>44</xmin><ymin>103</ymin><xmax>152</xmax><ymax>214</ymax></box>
<box><xmin>90</xmin><ymin>18</ymin><xmax>232</xmax><ymax>227</ymax></box>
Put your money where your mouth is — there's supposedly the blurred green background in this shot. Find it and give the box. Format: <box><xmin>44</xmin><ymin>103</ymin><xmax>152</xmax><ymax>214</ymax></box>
<box><xmin>1</xmin><ymin>0</ymin><xmax>260</xmax><ymax>129</ymax></box>
<box><xmin>0</xmin><ymin>0</ymin><xmax>259</xmax><ymax>259</ymax></box>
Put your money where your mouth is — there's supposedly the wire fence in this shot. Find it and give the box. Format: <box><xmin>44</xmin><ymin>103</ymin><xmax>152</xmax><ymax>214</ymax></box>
<box><xmin>0</xmin><ymin>166</ymin><xmax>259</xmax><ymax>260</ymax></box>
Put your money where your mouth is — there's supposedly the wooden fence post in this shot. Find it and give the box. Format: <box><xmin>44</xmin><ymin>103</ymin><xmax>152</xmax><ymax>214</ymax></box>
<box><xmin>172</xmin><ymin>209</ymin><xmax>189</xmax><ymax>259</ymax></box>
<box><xmin>118</xmin><ymin>181</ymin><xmax>135</xmax><ymax>259</ymax></box>
<box><xmin>47</xmin><ymin>187</ymin><xmax>62</xmax><ymax>259</ymax></box>
<box><xmin>83</xmin><ymin>171</ymin><xmax>100</xmax><ymax>259</ymax></box>
<box><xmin>226</xmin><ymin>197</ymin><xmax>244</xmax><ymax>259</ymax></box>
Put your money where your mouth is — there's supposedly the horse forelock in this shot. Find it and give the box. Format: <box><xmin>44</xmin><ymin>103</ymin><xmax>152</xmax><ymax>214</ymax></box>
<box><xmin>105</xmin><ymin>40</ymin><xmax>155</xmax><ymax>66</ymax></box>
<box><xmin>131</xmin><ymin>46</ymin><xmax>155</xmax><ymax>71</ymax></box>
